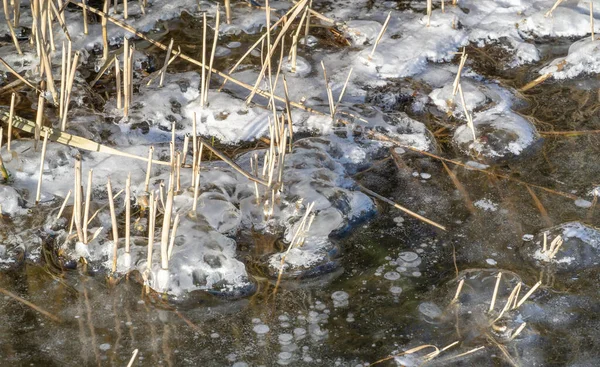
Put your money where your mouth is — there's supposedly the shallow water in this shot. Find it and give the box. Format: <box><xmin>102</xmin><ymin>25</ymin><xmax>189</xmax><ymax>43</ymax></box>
<box><xmin>3</xmin><ymin>1</ymin><xmax>600</xmax><ymax>366</ymax></box>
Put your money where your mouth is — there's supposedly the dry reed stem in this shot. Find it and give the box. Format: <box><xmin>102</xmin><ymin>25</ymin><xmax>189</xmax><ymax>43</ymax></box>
<box><xmin>125</xmin><ymin>173</ymin><xmax>131</xmax><ymax>253</ymax></box>
<box><xmin>2</xmin><ymin>0</ymin><xmax>22</xmax><ymax>54</ymax></box>
<box><xmin>107</xmin><ymin>177</ymin><xmax>119</xmax><ymax>272</ymax></box>
<box><xmin>197</xmin><ymin>137</ymin><xmax>270</xmax><ymax>186</ymax></box>
<box><xmin>370</xmin><ymin>12</ymin><xmax>391</xmax><ymax>59</ymax></box>
<box><xmin>526</xmin><ymin>185</ymin><xmax>552</xmax><ymax>227</ymax></box>
<box><xmin>82</xmin><ymin>169</ymin><xmax>93</xmax><ymax>243</ymax></box>
<box><xmin>457</xmin><ymin>83</ymin><xmax>476</xmax><ymax>142</ymax></box>
<box><xmin>489</xmin><ymin>272</ymin><xmax>502</xmax><ymax>313</ymax></box>
<box><xmin>7</xmin><ymin>92</ymin><xmax>15</xmax><ymax>151</ymax></box>
<box><xmin>0</xmin><ymin>287</ymin><xmax>61</xmax><ymax>322</ymax></box>
<box><xmin>357</xmin><ymin>183</ymin><xmax>446</xmax><ymax>230</ymax></box>
<box><xmin>56</xmin><ymin>189</ymin><xmax>72</xmax><ymax>220</ymax></box>
<box><xmin>205</xmin><ymin>5</ymin><xmax>220</xmax><ymax>105</ymax></box>
<box><xmin>192</xmin><ymin>142</ymin><xmax>203</xmax><ymax>213</ymax></box>
<box><xmin>101</xmin><ymin>0</ymin><xmax>108</xmax><ymax>60</ymax></box>
<box><xmin>519</xmin><ymin>73</ymin><xmax>552</xmax><ymax>92</ymax></box>
<box><xmin>225</xmin><ymin>0</ymin><xmax>231</xmax><ymax>24</ymax></box>
<box><xmin>0</xmin><ymin>57</ymin><xmax>41</xmax><ymax>92</ymax></box>
<box><xmin>144</xmin><ymin>146</ymin><xmax>154</xmax><ymax>192</ymax></box>
<box><xmin>452</xmin><ymin>48</ymin><xmax>467</xmax><ymax>96</ymax></box>
<box><xmin>370</xmin><ymin>344</ymin><xmax>440</xmax><ymax>366</ymax></box>
<box><xmin>514</xmin><ymin>281</ymin><xmax>541</xmax><ymax>309</ymax></box>
<box><xmin>35</xmin><ymin>129</ymin><xmax>49</xmax><ymax>203</ymax></box>
<box><xmin>509</xmin><ymin>322</ymin><xmax>527</xmax><ymax>341</ymax></box>
<box><xmin>1</xmin><ymin>111</ymin><xmax>171</xmax><ymax>167</ymax></box>
<box><xmin>452</xmin><ymin>278</ymin><xmax>464</xmax><ymax>302</ymax></box>
<box><xmin>200</xmin><ymin>12</ymin><xmax>207</xmax><ymax>108</ymax></box>
<box><xmin>61</xmin><ymin>51</ymin><xmax>80</xmax><ymax>130</ymax></box>
<box><xmin>441</xmin><ymin>161</ymin><xmax>475</xmax><ymax>213</ymax></box>
<box><xmin>34</xmin><ymin>92</ymin><xmax>44</xmax><ymax>151</ymax></box>
<box><xmin>126</xmin><ymin>349</ymin><xmax>139</xmax><ymax>367</ymax></box>
<box><xmin>167</xmin><ymin>213</ymin><xmax>180</xmax><ymax>260</ymax></box>
<box><xmin>73</xmin><ymin>156</ymin><xmax>84</xmax><ymax>243</ymax></box>
<box><xmin>545</xmin><ymin>0</ymin><xmax>564</xmax><ymax>17</ymax></box>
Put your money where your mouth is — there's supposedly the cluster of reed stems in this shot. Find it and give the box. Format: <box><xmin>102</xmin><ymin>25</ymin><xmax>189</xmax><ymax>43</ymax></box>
<box><xmin>540</xmin><ymin>233</ymin><xmax>564</xmax><ymax>260</ymax></box>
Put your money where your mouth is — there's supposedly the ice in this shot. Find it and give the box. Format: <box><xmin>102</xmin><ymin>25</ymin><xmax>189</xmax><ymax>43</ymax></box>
<box><xmin>540</xmin><ymin>38</ymin><xmax>600</xmax><ymax>80</ymax></box>
<box><xmin>474</xmin><ymin>199</ymin><xmax>498</xmax><ymax>212</ymax></box>
<box><xmin>418</xmin><ymin>302</ymin><xmax>442</xmax><ymax>320</ymax></box>
<box><xmin>253</xmin><ymin>324</ymin><xmax>270</xmax><ymax>334</ymax></box>
<box><xmin>390</xmin><ymin>286</ymin><xmax>403</xmax><ymax>295</ymax></box>
<box><xmin>454</xmin><ymin>110</ymin><xmax>540</xmax><ymax>159</ymax></box>
<box><xmin>331</xmin><ymin>291</ymin><xmax>350</xmax><ymax>308</ymax></box>
<box><xmin>0</xmin><ymin>185</ymin><xmax>25</xmax><ymax>216</ymax></box>
<box><xmin>384</xmin><ymin>271</ymin><xmax>401</xmax><ymax>281</ymax></box>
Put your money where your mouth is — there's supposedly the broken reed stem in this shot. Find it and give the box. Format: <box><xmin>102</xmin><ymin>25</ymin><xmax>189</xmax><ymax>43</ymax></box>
<box><xmin>526</xmin><ymin>185</ymin><xmax>552</xmax><ymax>227</ymax></box>
<box><xmin>61</xmin><ymin>51</ymin><xmax>81</xmax><ymax>131</ymax></box>
<box><xmin>73</xmin><ymin>156</ymin><xmax>84</xmax><ymax>243</ymax></box>
<box><xmin>200</xmin><ymin>12</ymin><xmax>207</xmax><ymax>108</ymax></box>
<box><xmin>144</xmin><ymin>146</ymin><xmax>153</xmax><ymax>192</ymax></box>
<box><xmin>124</xmin><ymin>0</ymin><xmax>128</xmax><ymax>19</ymax></box>
<box><xmin>82</xmin><ymin>0</ymin><xmax>88</xmax><ymax>34</ymax></box>
<box><xmin>102</xmin><ymin>0</ymin><xmax>109</xmax><ymax>61</ymax></box>
<box><xmin>123</xmin><ymin>37</ymin><xmax>129</xmax><ymax>115</ymax></box>
<box><xmin>542</xmin><ymin>232</ymin><xmax>548</xmax><ymax>253</ymax></box>
<box><xmin>441</xmin><ymin>161</ymin><xmax>475</xmax><ymax>213</ymax></box>
<box><xmin>519</xmin><ymin>72</ymin><xmax>552</xmax><ymax>92</ymax></box>
<box><xmin>56</xmin><ymin>189</ymin><xmax>72</xmax><ymax>220</ymax></box>
<box><xmin>282</xmin><ymin>76</ymin><xmax>293</xmax><ymax>152</ymax></box>
<box><xmin>192</xmin><ymin>142</ymin><xmax>204</xmax><ymax>213</ymax></box>
<box><xmin>7</xmin><ymin>92</ymin><xmax>15</xmax><ymax>151</ymax></box>
<box><xmin>0</xmin><ymin>57</ymin><xmax>41</xmax><ymax>93</ymax></box>
<box><xmin>0</xmin><ymin>287</ymin><xmax>60</xmax><ymax>322</ymax></box>
<box><xmin>204</xmin><ymin>5</ymin><xmax>220</xmax><ymax>105</ymax></box>
<box><xmin>545</xmin><ymin>0</ymin><xmax>564</xmax><ymax>17</ymax></box>
<box><xmin>107</xmin><ymin>178</ymin><xmax>119</xmax><ymax>273</ymax></box>
<box><xmin>333</xmin><ymin>67</ymin><xmax>353</xmax><ymax>117</ymax></box>
<box><xmin>125</xmin><ymin>173</ymin><xmax>131</xmax><ymax>253</ymax></box>
<box><xmin>182</xmin><ymin>135</ymin><xmax>189</xmax><ymax>165</ymax></box>
<box><xmin>198</xmin><ymin>136</ymin><xmax>270</xmax><ymax>186</ymax></box>
<box><xmin>159</xmin><ymin>38</ymin><xmax>174</xmax><ymax>88</ymax></box>
<box><xmin>457</xmin><ymin>83</ymin><xmax>477</xmax><ymax>142</ymax></box>
<box><xmin>35</xmin><ymin>129</ymin><xmax>50</xmax><ymax>204</ymax></box>
<box><xmin>146</xmin><ymin>194</ymin><xmax>156</xmax><ymax>273</ymax></box>
<box><xmin>357</xmin><ymin>183</ymin><xmax>446</xmax><ymax>231</ymax></box>
<box><xmin>2</xmin><ymin>0</ymin><xmax>22</xmax><ymax>55</ymax></box>
<box><xmin>115</xmin><ymin>55</ymin><xmax>122</xmax><ymax>109</ymax></box>
<box><xmin>514</xmin><ymin>281</ymin><xmax>542</xmax><ymax>309</ymax></box>
<box><xmin>452</xmin><ymin>48</ymin><xmax>467</xmax><ymax>96</ymax></box>
<box><xmin>489</xmin><ymin>272</ymin><xmax>502</xmax><ymax>313</ymax></box>
<box><xmin>167</xmin><ymin>213</ymin><xmax>180</xmax><ymax>260</ymax></box>
<box><xmin>426</xmin><ymin>0</ymin><xmax>432</xmax><ymax>26</ymax></box>
<box><xmin>369</xmin><ymin>12</ymin><xmax>391</xmax><ymax>59</ymax></box>
<box><xmin>34</xmin><ymin>92</ymin><xmax>44</xmax><ymax>151</ymax></box>
<box><xmin>82</xmin><ymin>169</ymin><xmax>93</xmax><ymax>244</ymax></box>
<box><xmin>224</xmin><ymin>0</ymin><xmax>231</xmax><ymax>24</ymax></box>
<box><xmin>452</xmin><ymin>278</ymin><xmax>464</xmax><ymax>302</ymax></box>
<box><xmin>320</xmin><ymin>61</ymin><xmax>335</xmax><ymax>119</ymax></box>
<box><xmin>160</xmin><ymin>172</ymin><xmax>174</xmax><ymax>270</ymax></box>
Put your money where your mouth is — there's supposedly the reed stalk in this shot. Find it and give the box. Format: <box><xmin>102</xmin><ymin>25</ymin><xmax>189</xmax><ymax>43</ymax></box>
<box><xmin>35</xmin><ymin>129</ymin><xmax>49</xmax><ymax>204</ymax></box>
<box><xmin>83</xmin><ymin>169</ymin><xmax>93</xmax><ymax>244</ymax></box>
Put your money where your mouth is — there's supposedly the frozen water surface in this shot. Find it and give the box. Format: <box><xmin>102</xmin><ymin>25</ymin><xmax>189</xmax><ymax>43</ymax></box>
<box><xmin>2</xmin><ymin>0</ymin><xmax>600</xmax><ymax>365</ymax></box>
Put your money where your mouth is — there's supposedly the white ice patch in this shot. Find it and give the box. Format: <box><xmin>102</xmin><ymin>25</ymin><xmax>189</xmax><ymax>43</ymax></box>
<box><xmin>474</xmin><ymin>199</ymin><xmax>498</xmax><ymax>212</ymax></box>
